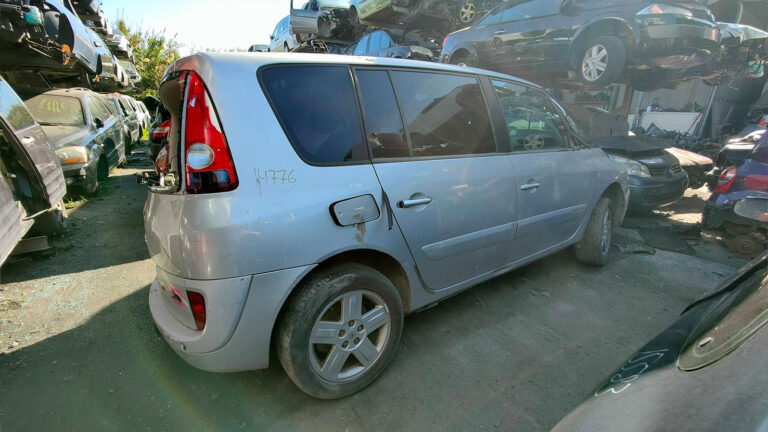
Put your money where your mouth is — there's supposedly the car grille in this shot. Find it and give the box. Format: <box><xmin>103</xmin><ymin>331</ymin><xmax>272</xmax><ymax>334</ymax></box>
<box><xmin>642</xmin><ymin>191</ymin><xmax>684</xmax><ymax>206</ymax></box>
<box><xmin>649</xmin><ymin>163</ymin><xmax>682</xmax><ymax>177</ymax></box>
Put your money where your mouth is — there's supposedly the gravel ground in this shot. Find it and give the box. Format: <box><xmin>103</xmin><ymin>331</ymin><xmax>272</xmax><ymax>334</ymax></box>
<box><xmin>0</xmin><ymin>161</ymin><xmax>745</xmax><ymax>432</ymax></box>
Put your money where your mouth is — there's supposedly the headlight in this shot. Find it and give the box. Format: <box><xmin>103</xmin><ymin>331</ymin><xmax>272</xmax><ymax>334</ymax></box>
<box><xmin>56</xmin><ymin>146</ymin><xmax>88</xmax><ymax>165</ymax></box>
<box><xmin>637</xmin><ymin>4</ymin><xmax>693</xmax><ymax>16</ymax></box>
<box><xmin>607</xmin><ymin>154</ymin><xmax>651</xmax><ymax>177</ymax></box>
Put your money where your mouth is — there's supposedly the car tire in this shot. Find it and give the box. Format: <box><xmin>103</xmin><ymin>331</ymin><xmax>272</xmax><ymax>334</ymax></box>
<box><xmin>28</xmin><ymin>199</ymin><xmax>67</xmax><ymax>237</ymax></box>
<box><xmin>578</xmin><ymin>36</ymin><xmax>625</xmax><ymax>87</ymax></box>
<box><xmin>574</xmin><ymin>197</ymin><xmax>613</xmax><ymax>266</ymax></box>
<box><xmin>450</xmin><ymin>52</ymin><xmax>476</xmax><ymax>67</ymax></box>
<box><xmin>276</xmin><ymin>264</ymin><xmax>404</xmax><ymax>399</ymax></box>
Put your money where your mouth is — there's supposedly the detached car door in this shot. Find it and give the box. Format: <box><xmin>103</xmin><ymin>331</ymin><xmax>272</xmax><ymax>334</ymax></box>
<box><xmin>290</xmin><ymin>0</ymin><xmax>322</xmax><ymax>34</ymax></box>
<box><xmin>357</xmin><ymin>68</ymin><xmax>519</xmax><ymax>291</ymax></box>
<box><xmin>488</xmin><ymin>79</ymin><xmax>592</xmax><ymax>261</ymax></box>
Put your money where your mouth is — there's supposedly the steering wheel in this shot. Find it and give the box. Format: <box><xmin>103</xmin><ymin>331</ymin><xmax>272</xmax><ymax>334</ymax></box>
<box><xmin>523</xmin><ymin>134</ymin><xmax>545</xmax><ymax>150</ymax></box>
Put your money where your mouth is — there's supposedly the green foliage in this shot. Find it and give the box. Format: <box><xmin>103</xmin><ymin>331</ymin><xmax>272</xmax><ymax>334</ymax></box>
<box><xmin>113</xmin><ymin>18</ymin><xmax>181</xmax><ymax>98</ymax></box>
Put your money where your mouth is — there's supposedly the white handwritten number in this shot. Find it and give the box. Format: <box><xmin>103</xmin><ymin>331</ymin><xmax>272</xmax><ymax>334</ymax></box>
<box><xmin>593</xmin><ymin>349</ymin><xmax>669</xmax><ymax>397</ymax></box>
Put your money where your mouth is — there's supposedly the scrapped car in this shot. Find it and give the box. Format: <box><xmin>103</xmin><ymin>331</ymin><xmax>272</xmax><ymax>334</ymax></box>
<box><xmin>664</xmin><ymin>146</ymin><xmax>713</xmax><ymax>189</ymax></box>
<box><xmin>350</xmin><ymin>0</ymin><xmax>503</xmax><ymax>34</ymax></box>
<box><xmin>115</xmin><ymin>93</ymin><xmax>141</xmax><ymax>146</ymax></box>
<box><xmin>84</xmin><ymin>27</ymin><xmax>121</xmax><ymax>90</ymax></box>
<box><xmin>148</xmin><ymin>103</ymin><xmax>169</xmax><ymax>161</ymax></box>
<box><xmin>135</xmin><ymin>100</ymin><xmax>151</xmax><ymax>130</ymax></box>
<box><xmin>118</xmin><ymin>59</ymin><xmax>141</xmax><ymax>89</ymax></box>
<box><xmin>707</xmin><ymin>128</ymin><xmax>766</xmax><ymax>190</ymax></box>
<box><xmin>553</xmin><ymin>251</ymin><xmax>768</xmax><ymax>432</ymax></box>
<box><xmin>703</xmin><ymin>131</ymin><xmax>767</xmax><ymax>257</ymax></box>
<box><xmin>346</xmin><ymin>28</ymin><xmax>439</xmax><ymax>60</ymax></box>
<box><xmin>566</xmin><ymin>105</ymin><xmax>688</xmax><ymax>211</ymax></box>
<box><xmin>270</xmin><ymin>15</ymin><xmax>300</xmax><ymax>52</ymax></box>
<box><xmin>145</xmin><ymin>52</ymin><xmax>630</xmax><ymax>399</ymax></box>
<box><xmin>0</xmin><ymin>75</ymin><xmax>66</xmax><ymax>264</ymax></box>
<box><xmin>290</xmin><ymin>0</ymin><xmax>351</xmax><ymax>39</ymax></box>
<box><xmin>99</xmin><ymin>92</ymin><xmax>135</xmax><ymax>157</ymax></box>
<box><xmin>22</xmin><ymin>87</ymin><xmax>126</xmax><ymax>194</ymax></box>
<box><xmin>105</xmin><ymin>27</ymin><xmax>133</xmax><ymax>60</ymax></box>
<box><xmin>247</xmin><ymin>44</ymin><xmax>270</xmax><ymax>52</ymax></box>
<box><xmin>440</xmin><ymin>0</ymin><xmax>722</xmax><ymax>88</ymax></box>
<box><xmin>0</xmin><ymin>0</ymin><xmax>99</xmax><ymax>77</ymax></box>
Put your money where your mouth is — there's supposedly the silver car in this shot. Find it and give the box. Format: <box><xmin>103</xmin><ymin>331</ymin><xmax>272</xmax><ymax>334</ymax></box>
<box><xmin>269</xmin><ymin>16</ymin><xmax>299</xmax><ymax>52</ymax></box>
<box><xmin>145</xmin><ymin>53</ymin><xmax>630</xmax><ymax>399</ymax></box>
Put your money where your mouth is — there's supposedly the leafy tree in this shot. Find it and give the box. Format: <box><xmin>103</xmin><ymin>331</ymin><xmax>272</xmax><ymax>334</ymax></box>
<box><xmin>114</xmin><ymin>18</ymin><xmax>182</xmax><ymax>98</ymax></box>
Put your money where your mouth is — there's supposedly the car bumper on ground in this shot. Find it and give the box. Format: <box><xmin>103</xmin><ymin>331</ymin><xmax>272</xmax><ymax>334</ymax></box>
<box><xmin>149</xmin><ymin>264</ymin><xmax>315</xmax><ymax>372</ymax></box>
<box><xmin>628</xmin><ymin>173</ymin><xmax>688</xmax><ymax>211</ymax></box>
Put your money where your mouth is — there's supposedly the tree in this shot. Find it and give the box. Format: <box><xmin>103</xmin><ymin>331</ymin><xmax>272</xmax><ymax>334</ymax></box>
<box><xmin>113</xmin><ymin>18</ymin><xmax>182</xmax><ymax>98</ymax></box>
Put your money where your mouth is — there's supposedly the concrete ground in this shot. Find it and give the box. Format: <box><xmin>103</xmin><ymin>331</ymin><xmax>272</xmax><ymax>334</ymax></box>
<box><xmin>0</xmin><ymin>160</ymin><xmax>744</xmax><ymax>432</ymax></box>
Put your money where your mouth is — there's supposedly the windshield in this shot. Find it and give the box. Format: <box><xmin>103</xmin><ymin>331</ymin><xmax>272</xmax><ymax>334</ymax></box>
<box><xmin>24</xmin><ymin>94</ymin><xmax>84</xmax><ymax>126</ymax></box>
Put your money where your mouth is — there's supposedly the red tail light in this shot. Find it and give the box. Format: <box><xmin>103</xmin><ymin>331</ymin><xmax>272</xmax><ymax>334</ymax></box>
<box><xmin>151</xmin><ymin>120</ymin><xmax>170</xmax><ymax>138</ymax></box>
<box><xmin>183</xmin><ymin>72</ymin><xmax>238</xmax><ymax>194</ymax></box>
<box><xmin>187</xmin><ymin>291</ymin><xmax>206</xmax><ymax>330</ymax></box>
<box><xmin>743</xmin><ymin>174</ymin><xmax>768</xmax><ymax>191</ymax></box>
<box><xmin>714</xmin><ymin>166</ymin><xmax>737</xmax><ymax>193</ymax></box>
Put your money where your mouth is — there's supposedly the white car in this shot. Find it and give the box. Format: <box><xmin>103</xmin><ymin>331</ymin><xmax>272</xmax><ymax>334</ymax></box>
<box><xmin>269</xmin><ymin>16</ymin><xmax>300</xmax><ymax>52</ymax></box>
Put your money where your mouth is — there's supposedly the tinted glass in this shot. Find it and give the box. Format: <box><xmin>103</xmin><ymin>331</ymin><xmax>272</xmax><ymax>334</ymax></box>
<box><xmin>368</xmin><ymin>32</ymin><xmax>382</xmax><ymax>51</ymax></box>
<box><xmin>95</xmin><ymin>98</ymin><xmax>114</xmax><ymax>119</ymax></box>
<box><xmin>0</xmin><ymin>81</ymin><xmax>35</xmax><ymax>131</ymax></box>
<box><xmin>491</xmin><ymin>80</ymin><xmax>568</xmax><ymax>151</ymax></box>
<box><xmin>353</xmin><ymin>35</ymin><xmax>368</xmax><ymax>55</ymax></box>
<box><xmin>501</xmin><ymin>0</ymin><xmax>550</xmax><ymax>21</ymax></box>
<box><xmin>262</xmin><ymin>66</ymin><xmax>367</xmax><ymax>164</ymax></box>
<box><xmin>356</xmin><ymin>70</ymin><xmax>409</xmax><ymax>159</ymax></box>
<box><xmin>25</xmin><ymin>94</ymin><xmax>84</xmax><ymax>126</ymax></box>
<box><xmin>478</xmin><ymin>6</ymin><xmax>503</xmax><ymax>25</ymax></box>
<box><xmin>87</xmin><ymin>97</ymin><xmax>106</xmax><ymax>122</ymax></box>
<box><xmin>390</xmin><ymin>71</ymin><xmax>495</xmax><ymax>157</ymax></box>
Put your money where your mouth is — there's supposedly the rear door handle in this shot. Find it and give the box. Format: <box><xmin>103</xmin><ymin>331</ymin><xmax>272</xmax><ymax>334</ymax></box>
<box><xmin>398</xmin><ymin>197</ymin><xmax>432</xmax><ymax>208</ymax></box>
<box><xmin>520</xmin><ymin>183</ymin><xmax>541</xmax><ymax>191</ymax></box>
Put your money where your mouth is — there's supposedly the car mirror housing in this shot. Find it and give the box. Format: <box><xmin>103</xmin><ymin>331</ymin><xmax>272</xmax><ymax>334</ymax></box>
<box><xmin>94</xmin><ymin>118</ymin><xmax>104</xmax><ymax>129</ymax></box>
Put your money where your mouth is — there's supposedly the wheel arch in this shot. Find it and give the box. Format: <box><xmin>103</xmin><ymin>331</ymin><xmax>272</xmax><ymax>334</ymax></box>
<box><xmin>449</xmin><ymin>47</ymin><xmax>477</xmax><ymax>64</ymax></box>
<box><xmin>601</xmin><ymin>182</ymin><xmax>627</xmax><ymax>226</ymax></box>
<box><xmin>570</xmin><ymin>18</ymin><xmax>636</xmax><ymax>70</ymax></box>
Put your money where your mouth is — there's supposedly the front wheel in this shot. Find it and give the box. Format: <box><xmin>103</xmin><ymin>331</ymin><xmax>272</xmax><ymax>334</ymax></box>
<box><xmin>578</xmin><ymin>36</ymin><xmax>625</xmax><ymax>87</ymax></box>
<box><xmin>450</xmin><ymin>52</ymin><xmax>476</xmax><ymax>67</ymax></box>
<box><xmin>574</xmin><ymin>197</ymin><xmax>613</xmax><ymax>266</ymax></box>
<box><xmin>276</xmin><ymin>264</ymin><xmax>404</xmax><ymax>399</ymax></box>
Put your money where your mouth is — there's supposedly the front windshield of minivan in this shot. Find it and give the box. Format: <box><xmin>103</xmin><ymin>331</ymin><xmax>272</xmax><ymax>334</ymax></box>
<box><xmin>25</xmin><ymin>94</ymin><xmax>85</xmax><ymax>126</ymax></box>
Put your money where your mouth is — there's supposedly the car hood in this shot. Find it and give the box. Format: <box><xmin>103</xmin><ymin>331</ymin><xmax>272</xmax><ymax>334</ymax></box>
<box><xmin>665</xmin><ymin>146</ymin><xmax>713</xmax><ymax>167</ymax></box>
<box><xmin>41</xmin><ymin>125</ymin><xmax>89</xmax><ymax>150</ymax></box>
<box><xmin>591</xmin><ymin>135</ymin><xmax>669</xmax><ymax>156</ymax></box>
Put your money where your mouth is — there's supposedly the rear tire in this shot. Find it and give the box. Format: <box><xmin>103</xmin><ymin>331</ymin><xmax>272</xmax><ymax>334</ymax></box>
<box><xmin>578</xmin><ymin>36</ymin><xmax>625</xmax><ymax>87</ymax></box>
<box><xmin>450</xmin><ymin>52</ymin><xmax>476</xmax><ymax>67</ymax></box>
<box><xmin>574</xmin><ymin>197</ymin><xmax>613</xmax><ymax>266</ymax></box>
<box><xmin>276</xmin><ymin>264</ymin><xmax>404</xmax><ymax>399</ymax></box>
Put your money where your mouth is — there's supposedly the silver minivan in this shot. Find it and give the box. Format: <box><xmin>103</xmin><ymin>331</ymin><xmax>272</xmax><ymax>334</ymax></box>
<box><xmin>145</xmin><ymin>53</ymin><xmax>630</xmax><ymax>399</ymax></box>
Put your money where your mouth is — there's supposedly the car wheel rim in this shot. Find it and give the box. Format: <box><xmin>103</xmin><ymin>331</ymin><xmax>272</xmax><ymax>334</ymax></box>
<box><xmin>582</xmin><ymin>44</ymin><xmax>608</xmax><ymax>82</ymax></box>
<box><xmin>309</xmin><ymin>290</ymin><xmax>391</xmax><ymax>383</ymax></box>
<box><xmin>459</xmin><ymin>3</ymin><xmax>476</xmax><ymax>22</ymax></box>
<box><xmin>601</xmin><ymin>209</ymin><xmax>612</xmax><ymax>254</ymax></box>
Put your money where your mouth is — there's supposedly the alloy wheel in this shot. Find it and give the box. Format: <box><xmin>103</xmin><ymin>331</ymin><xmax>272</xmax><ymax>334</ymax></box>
<box><xmin>459</xmin><ymin>2</ymin><xmax>477</xmax><ymax>23</ymax></box>
<box><xmin>600</xmin><ymin>208</ymin><xmax>612</xmax><ymax>254</ymax></box>
<box><xmin>582</xmin><ymin>44</ymin><xmax>608</xmax><ymax>82</ymax></box>
<box><xmin>309</xmin><ymin>290</ymin><xmax>391</xmax><ymax>383</ymax></box>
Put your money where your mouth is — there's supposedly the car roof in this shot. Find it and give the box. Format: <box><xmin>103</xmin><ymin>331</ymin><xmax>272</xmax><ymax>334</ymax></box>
<box><xmin>165</xmin><ymin>52</ymin><xmax>542</xmax><ymax>89</ymax></box>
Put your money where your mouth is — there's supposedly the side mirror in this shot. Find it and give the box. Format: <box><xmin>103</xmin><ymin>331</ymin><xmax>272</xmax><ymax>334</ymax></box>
<box><xmin>270</xmin><ymin>34</ymin><xmax>275</xmax><ymax>40</ymax></box>
<box><xmin>94</xmin><ymin>118</ymin><xmax>104</xmax><ymax>129</ymax></box>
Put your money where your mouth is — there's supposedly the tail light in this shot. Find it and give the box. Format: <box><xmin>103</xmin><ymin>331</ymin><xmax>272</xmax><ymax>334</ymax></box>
<box><xmin>152</xmin><ymin>120</ymin><xmax>170</xmax><ymax>138</ymax></box>
<box><xmin>714</xmin><ymin>166</ymin><xmax>737</xmax><ymax>193</ymax></box>
<box><xmin>155</xmin><ymin>145</ymin><xmax>168</xmax><ymax>175</ymax></box>
<box><xmin>183</xmin><ymin>72</ymin><xmax>238</xmax><ymax>194</ymax></box>
<box><xmin>187</xmin><ymin>291</ymin><xmax>206</xmax><ymax>330</ymax></box>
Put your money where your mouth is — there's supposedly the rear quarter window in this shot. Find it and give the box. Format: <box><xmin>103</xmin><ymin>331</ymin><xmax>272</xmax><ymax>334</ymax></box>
<box><xmin>260</xmin><ymin>65</ymin><xmax>367</xmax><ymax>165</ymax></box>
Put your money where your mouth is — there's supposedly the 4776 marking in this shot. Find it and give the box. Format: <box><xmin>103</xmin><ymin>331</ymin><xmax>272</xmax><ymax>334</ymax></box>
<box><xmin>254</xmin><ymin>168</ymin><xmax>296</xmax><ymax>185</ymax></box>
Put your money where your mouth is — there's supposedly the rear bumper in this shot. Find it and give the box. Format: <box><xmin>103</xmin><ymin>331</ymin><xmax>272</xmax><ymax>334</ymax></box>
<box><xmin>150</xmin><ymin>264</ymin><xmax>315</xmax><ymax>372</ymax></box>
<box><xmin>628</xmin><ymin>173</ymin><xmax>688</xmax><ymax>210</ymax></box>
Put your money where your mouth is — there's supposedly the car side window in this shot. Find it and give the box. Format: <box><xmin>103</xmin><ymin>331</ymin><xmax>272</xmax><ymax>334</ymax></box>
<box><xmin>353</xmin><ymin>35</ymin><xmax>369</xmax><ymax>55</ymax></box>
<box><xmin>356</xmin><ymin>69</ymin><xmax>409</xmax><ymax>159</ymax></box>
<box><xmin>86</xmin><ymin>97</ymin><xmax>106</xmax><ymax>123</ymax></box>
<box><xmin>0</xmin><ymin>81</ymin><xmax>35</xmax><ymax>131</ymax></box>
<box><xmin>261</xmin><ymin>66</ymin><xmax>367</xmax><ymax>164</ymax></box>
<box><xmin>390</xmin><ymin>71</ymin><xmax>496</xmax><ymax>157</ymax></box>
<box><xmin>501</xmin><ymin>0</ymin><xmax>553</xmax><ymax>22</ymax></box>
<box><xmin>478</xmin><ymin>6</ymin><xmax>503</xmax><ymax>25</ymax></box>
<box><xmin>491</xmin><ymin>80</ymin><xmax>569</xmax><ymax>152</ymax></box>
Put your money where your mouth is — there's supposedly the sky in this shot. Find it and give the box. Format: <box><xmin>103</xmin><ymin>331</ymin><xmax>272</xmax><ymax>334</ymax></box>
<box><xmin>101</xmin><ymin>0</ymin><xmax>292</xmax><ymax>54</ymax></box>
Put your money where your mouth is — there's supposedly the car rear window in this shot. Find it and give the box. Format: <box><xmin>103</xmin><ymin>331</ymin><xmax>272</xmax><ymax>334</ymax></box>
<box><xmin>389</xmin><ymin>71</ymin><xmax>495</xmax><ymax>157</ymax></box>
<box><xmin>261</xmin><ymin>66</ymin><xmax>367</xmax><ymax>164</ymax></box>
<box><xmin>25</xmin><ymin>94</ymin><xmax>84</xmax><ymax>126</ymax></box>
